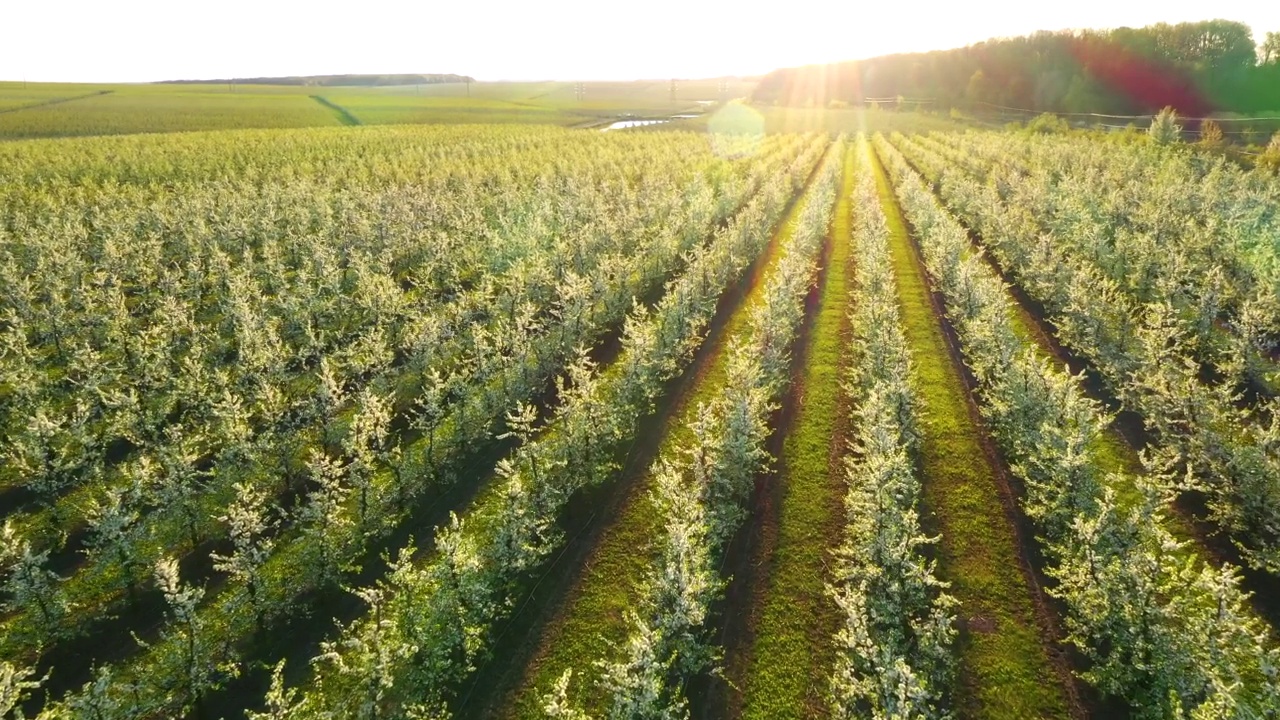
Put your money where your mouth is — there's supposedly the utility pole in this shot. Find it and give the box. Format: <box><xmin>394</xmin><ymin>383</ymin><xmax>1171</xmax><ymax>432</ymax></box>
<box><xmin>670</xmin><ymin>78</ymin><xmax>677</xmax><ymax>105</ymax></box>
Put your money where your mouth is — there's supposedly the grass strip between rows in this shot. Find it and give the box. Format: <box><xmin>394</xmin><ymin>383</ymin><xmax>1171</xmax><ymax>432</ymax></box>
<box><xmin>736</xmin><ymin>142</ymin><xmax>853</xmax><ymax>719</ymax></box>
<box><xmin>878</xmin><ymin>132</ymin><xmax>1279</xmax><ymax>717</ymax></box>
<box><xmin>564</xmin><ymin>137</ymin><xmax>842</xmax><ymax>717</ymax></box>
<box><xmin>869</xmin><ymin>138</ymin><xmax>1072</xmax><ymax>720</ymax></box>
<box><xmin>505</xmin><ymin>141</ymin><xmax>839</xmax><ymax>720</ymax></box>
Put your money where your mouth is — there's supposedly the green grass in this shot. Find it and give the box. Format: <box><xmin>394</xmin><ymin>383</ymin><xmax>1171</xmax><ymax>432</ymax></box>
<box><xmin>502</xmin><ymin>145</ymin><xmax>833</xmax><ymax>719</ymax></box>
<box><xmin>736</xmin><ymin>144</ymin><xmax>854</xmax><ymax>719</ymax></box>
<box><xmin>869</xmin><ymin>147</ymin><xmax>1071</xmax><ymax>720</ymax></box>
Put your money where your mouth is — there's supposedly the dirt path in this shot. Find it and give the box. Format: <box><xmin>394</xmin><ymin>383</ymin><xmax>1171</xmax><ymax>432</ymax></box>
<box><xmin>869</xmin><ymin>144</ymin><xmax>1083</xmax><ymax>720</ymax></box>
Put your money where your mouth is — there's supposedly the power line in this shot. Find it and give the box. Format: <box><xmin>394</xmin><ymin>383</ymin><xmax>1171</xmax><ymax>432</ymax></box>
<box><xmin>975</xmin><ymin>100</ymin><xmax>1280</xmax><ymax>124</ymax></box>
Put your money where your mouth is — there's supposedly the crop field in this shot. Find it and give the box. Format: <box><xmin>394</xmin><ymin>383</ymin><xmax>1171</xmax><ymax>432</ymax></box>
<box><xmin>0</xmin><ymin>80</ymin><xmax>758</xmax><ymax>139</ymax></box>
<box><xmin>3</xmin><ymin>101</ymin><xmax>1280</xmax><ymax>720</ymax></box>
<box><xmin>0</xmin><ymin>86</ymin><xmax>110</xmax><ymax>113</ymax></box>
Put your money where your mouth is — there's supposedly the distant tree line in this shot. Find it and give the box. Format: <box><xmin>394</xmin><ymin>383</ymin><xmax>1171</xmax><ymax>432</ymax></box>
<box><xmin>157</xmin><ymin>73</ymin><xmax>474</xmax><ymax>87</ymax></box>
<box><xmin>753</xmin><ymin>20</ymin><xmax>1280</xmax><ymax>116</ymax></box>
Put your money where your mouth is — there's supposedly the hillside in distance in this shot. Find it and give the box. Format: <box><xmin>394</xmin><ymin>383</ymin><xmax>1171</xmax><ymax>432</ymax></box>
<box><xmin>754</xmin><ymin>19</ymin><xmax>1280</xmax><ymax>117</ymax></box>
<box><xmin>157</xmin><ymin>73</ymin><xmax>475</xmax><ymax>86</ymax></box>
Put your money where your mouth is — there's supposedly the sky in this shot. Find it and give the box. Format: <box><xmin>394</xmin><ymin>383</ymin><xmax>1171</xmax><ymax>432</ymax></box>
<box><xmin>2</xmin><ymin>1</ymin><xmax>1278</xmax><ymax>83</ymax></box>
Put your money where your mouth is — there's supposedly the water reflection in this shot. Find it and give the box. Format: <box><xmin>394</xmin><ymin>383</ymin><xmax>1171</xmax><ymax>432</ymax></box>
<box><xmin>602</xmin><ymin>119</ymin><xmax>669</xmax><ymax>131</ymax></box>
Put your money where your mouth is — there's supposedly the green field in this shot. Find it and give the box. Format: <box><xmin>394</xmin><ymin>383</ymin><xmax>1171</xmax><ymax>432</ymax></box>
<box><xmin>0</xmin><ymin>79</ymin><xmax>763</xmax><ymax>138</ymax></box>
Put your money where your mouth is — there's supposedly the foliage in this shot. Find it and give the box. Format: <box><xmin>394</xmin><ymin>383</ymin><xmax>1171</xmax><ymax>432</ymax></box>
<box><xmin>1148</xmin><ymin>106</ymin><xmax>1182</xmax><ymax>145</ymax></box>
<box><xmin>827</xmin><ymin>139</ymin><xmax>955</xmax><ymax>718</ymax></box>
<box><xmin>1025</xmin><ymin>113</ymin><xmax>1070</xmax><ymax>135</ymax></box>
<box><xmin>1258</xmin><ymin>132</ymin><xmax>1280</xmax><ymax>173</ymax></box>
<box><xmin>1261</xmin><ymin>32</ymin><xmax>1280</xmax><ymax>65</ymax></box>
<box><xmin>7</xmin><ymin>126</ymin><xmax>825</xmax><ymax>718</ymax></box>
<box><xmin>755</xmin><ymin>20</ymin><xmax>1274</xmax><ymax>115</ymax></box>
<box><xmin>1197</xmin><ymin>119</ymin><xmax>1224</xmax><ymax>148</ymax></box>
<box><xmin>0</xmin><ymin>661</ymin><xmax>45</xmax><ymax>719</ymax></box>
<box><xmin>0</xmin><ymin>522</ymin><xmax>65</xmax><ymax>631</ymax></box>
<box><xmin>879</xmin><ymin>131</ymin><xmax>1280</xmax><ymax>717</ymax></box>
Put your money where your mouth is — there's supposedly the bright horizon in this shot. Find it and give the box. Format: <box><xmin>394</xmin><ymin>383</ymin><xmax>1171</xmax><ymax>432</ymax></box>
<box><xmin>3</xmin><ymin>0</ymin><xmax>1279</xmax><ymax>84</ymax></box>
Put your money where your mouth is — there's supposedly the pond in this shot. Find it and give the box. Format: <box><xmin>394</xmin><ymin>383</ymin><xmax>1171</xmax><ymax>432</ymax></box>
<box><xmin>602</xmin><ymin>119</ymin><xmax>669</xmax><ymax>131</ymax></box>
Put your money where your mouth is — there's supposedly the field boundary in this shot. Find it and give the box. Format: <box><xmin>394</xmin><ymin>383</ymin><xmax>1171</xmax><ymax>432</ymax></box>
<box><xmin>0</xmin><ymin>90</ymin><xmax>112</xmax><ymax>115</ymax></box>
<box><xmin>310</xmin><ymin>94</ymin><xmax>361</xmax><ymax>125</ymax></box>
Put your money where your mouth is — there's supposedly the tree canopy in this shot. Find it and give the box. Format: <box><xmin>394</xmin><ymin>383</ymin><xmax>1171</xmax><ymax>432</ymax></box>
<box><xmin>753</xmin><ymin>20</ymin><xmax>1280</xmax><ymax>116</ymax></box>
